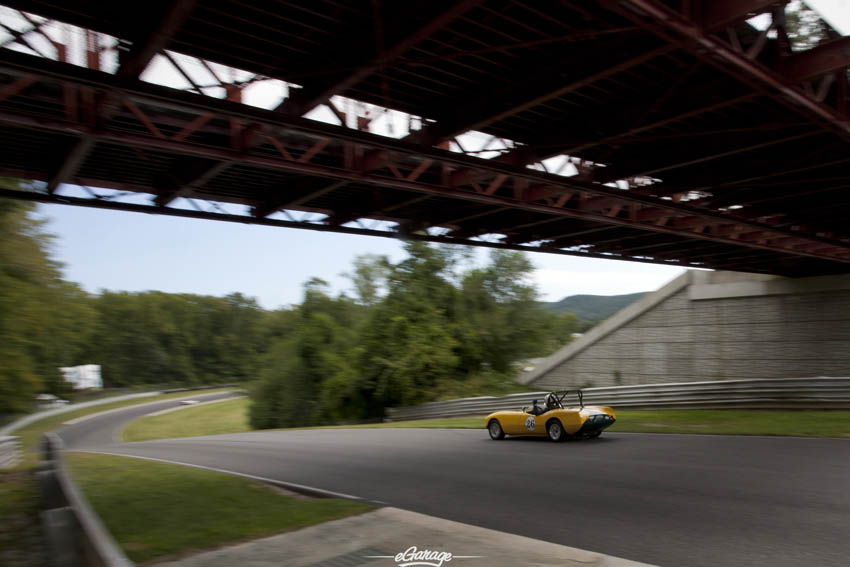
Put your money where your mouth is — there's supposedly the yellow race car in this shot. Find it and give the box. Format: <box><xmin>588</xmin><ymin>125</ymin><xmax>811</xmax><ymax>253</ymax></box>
<box><xmin>485</xmin><ymin>390</ymin><xmax>615</xmax><ymax>442</ymax></box>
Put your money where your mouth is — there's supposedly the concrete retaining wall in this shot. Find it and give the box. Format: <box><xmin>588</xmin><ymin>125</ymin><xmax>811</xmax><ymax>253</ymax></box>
<box><xmin>527</xmin><ymin>271</ymin><xmax>850</xmax><ymax>390</ymax></box>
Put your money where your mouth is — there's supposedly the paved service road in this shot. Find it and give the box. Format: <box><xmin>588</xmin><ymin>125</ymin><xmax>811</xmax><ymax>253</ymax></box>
<box><xmin>61</xmin><ymin>405</ymin><xmax>850</xmax><ymax>567</ymax></box>
<box><xmin>58</xmin><ymin>391</ymin><xmax>241</xmax><ymax>448</ymax></box>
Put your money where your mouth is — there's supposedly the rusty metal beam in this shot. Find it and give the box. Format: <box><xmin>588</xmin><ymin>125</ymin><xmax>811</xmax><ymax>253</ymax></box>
<box><xmin>1</xmin><ymin>49</ymin><xmax>848</xmax><ymax>266</ymax></box>
<box><xmin>697</xmin><ymin>0</ymin><xmax>784</xmax><ymax>32</ymax></box>
<box><xmin>510</xmin><ymin>224</ymin><xmax>622</xmax><ymax>245</ymax></box>
<box><xmin>0</xmin><ymin>74</ymin><xmax>36</xmax><ymax>104</ymax></box>
<box><xmin>596</xmin><ymin>128</ymin><xmax>820</xmax><ymax>183</ymax></box>
<box><xmin>278</xmin><ymin>0</ymin><xmax>484</xmax><ymax>115</ymax></box>
<box><xmin>46</xmin><ymin>0</ymin><xmax>197</xmax><ymax>193</ymax></box>
<box><xmin>156</xmin><ymin>160</ymin><xmax>231</xmax><ymax>207</ymax></box>
<box><xmin>506</xmin><ymin>92</ymin><xmax>761</xmax><ymax>166</ymax></box>
<box><xmin>780</xmin><ymin>36</ymin><xmax>850</xmax><ymax>84</ymax></box>
<box><xmin>47</xmin><ymin>137</ymin><xmax>94</xmax><ymax>193</ymax></box>
<box><xmin>615</xmin><ymin>0</ymin><xmax>850</xmax><ymax>139</ymax></box>
<box><xmin>253</xmin><ymin>179</ymin><xmax>350</xmax><ymax>218</ymax></box>
<box><xmin>117</xmin><ymin>0</ymin><xmax>198</xmax><ymax>78</ymax></box>
<box><xmin>2</xmin><ymin>185</ymin><xmax>739</xmax><ymax>271</ymax></box>
<box><xmin>408</xmin><ymin>44</ymin><xmax>674</xmax><ymax>147</ymax></box>
<box><xmin>27</xmin><ymin>117</ymin><xmax>845</xmax><ymax>262</ymax></box>
<box><xmin>8</xmin><ymin>112</ymin><xmax>848</xmax><ymax>263</ymax></box>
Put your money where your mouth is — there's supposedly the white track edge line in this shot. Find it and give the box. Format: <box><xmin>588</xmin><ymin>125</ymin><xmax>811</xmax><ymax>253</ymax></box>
<box><xmin>71</xmin><ymin>449</ymin><xmax>364</xmax><ymax>501</ymax></box>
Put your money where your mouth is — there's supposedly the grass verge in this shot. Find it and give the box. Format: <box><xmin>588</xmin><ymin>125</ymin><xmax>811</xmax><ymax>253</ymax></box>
<box><xmin>125</xmin><ymin>397</ymin><xmax>850</xmax><ymax>441</ymax></box>
<box><xmin>66</xmin><ymin>452</ymin><xmax>372</xmax><ymax>564</ymax></box>
<box><xmin>123</xmin><ymin>397</ymin><xmax>252</xmax><ymax>442</ymax></box>
<box><xmin>10</xmin><ymin>387</ymin><xmax>239</xmax><ymax>465</ymax></box>
<box><xmin>611</xmin><ymin>409</ymin><xmax>850</xmax><ymax>437</ymax></box>
<box><xmin>0</xmin><ymin>468</ymin><xmax>46</xmax><ymax>566</ymax></box>
<box><xmin>364</xmin><ymin>409</ymin><xmax>850</xmax><ymax>437</ymax></box>
<box><xmin>419</xmin><ymin>409</ymin><xmax>850</xmax><ymax>438</ymax></box>
<box><xmin>123</xmin><ymin>397</ymin><xmax>489</xmax><ymax>441</ymax></box>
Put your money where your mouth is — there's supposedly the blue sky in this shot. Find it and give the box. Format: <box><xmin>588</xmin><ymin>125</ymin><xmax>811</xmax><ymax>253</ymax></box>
<box><xmin>38</xmin><ymin>204</ymin><xmax>686</xmax><ymax>309</ymax></box>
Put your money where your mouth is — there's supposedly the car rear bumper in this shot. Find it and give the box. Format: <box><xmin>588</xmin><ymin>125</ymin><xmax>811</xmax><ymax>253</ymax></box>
<box><xmin>576</xmin><ymin>414</ymin><xmax>615</xmax><ymax>436</ymax></box>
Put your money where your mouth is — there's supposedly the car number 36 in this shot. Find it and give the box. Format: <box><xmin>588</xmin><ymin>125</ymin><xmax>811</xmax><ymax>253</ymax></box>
<box><xmin>525</xmin><ymin>416</ymin><xmax>536</xmax><ymax>431</ymax></box>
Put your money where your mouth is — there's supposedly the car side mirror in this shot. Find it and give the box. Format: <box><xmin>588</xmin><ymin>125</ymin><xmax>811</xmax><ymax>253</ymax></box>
<box><xmin>522</xmin><ymin>406</ymin><xmax>528</xmax><ymax>411</ymax></box>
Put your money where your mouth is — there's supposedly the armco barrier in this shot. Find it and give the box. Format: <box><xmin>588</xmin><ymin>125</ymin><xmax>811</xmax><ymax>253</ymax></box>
<box><xmin>0</xmin><ymin>435</ymin><xmax>21</xmax><ymax>469</ymax></box>
<box><xmin>385</xmin><ymin>377</ymin><xmax>850</xmax><ymax>420</ymax></box>
<box><xmin>161</xmin><ymin>383</ymin><xmax>238</xmax><ymax>394</ymax></box>
<box><xmin>40</xmin><ymin>433</ymin><xmax>134</xmax><ymax>567</ymax></box>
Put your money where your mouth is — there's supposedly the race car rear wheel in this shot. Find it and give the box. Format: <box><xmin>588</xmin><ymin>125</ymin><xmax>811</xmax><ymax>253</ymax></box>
<box><xmin>488</xmin><ymin>419</ymin><xmax>505</xmax><ymax>440</ymax></box>
<box><xmin>547</xmin><ymin>419</ymin><xmax>566</xmax><ymax>442</ymax></box>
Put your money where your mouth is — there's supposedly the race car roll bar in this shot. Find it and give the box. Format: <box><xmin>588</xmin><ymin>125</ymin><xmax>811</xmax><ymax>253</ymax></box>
<box><xmin>555</xmin><ymin>390</ymin><xmax>584</xmax><ymax>409</ymax></box>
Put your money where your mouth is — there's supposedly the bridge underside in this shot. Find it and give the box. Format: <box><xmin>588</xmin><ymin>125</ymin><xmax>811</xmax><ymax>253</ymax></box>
<box><xmin>0</xmin><ymin>0</ymin><xmax>849</xmax><ymax>275</ymax></box>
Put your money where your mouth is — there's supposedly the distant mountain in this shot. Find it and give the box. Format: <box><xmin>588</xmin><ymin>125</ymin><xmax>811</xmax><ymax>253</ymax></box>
<box><xmin>541</xmin><ymin>292</ymin><xmax>647</xmax><ymax>322</ymax></box>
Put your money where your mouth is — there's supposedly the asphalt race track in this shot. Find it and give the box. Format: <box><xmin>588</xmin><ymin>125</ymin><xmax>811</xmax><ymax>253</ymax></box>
<box><xmin>60</xmin><ymin>401</ymin><xmax>850</xmax><ymax>567</ymax></box>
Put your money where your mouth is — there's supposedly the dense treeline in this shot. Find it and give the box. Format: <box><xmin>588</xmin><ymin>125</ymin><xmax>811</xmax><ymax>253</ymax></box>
<box><xmin>0</xmin><ymin>206</ymin><xmax>274</xmax><ymax>413</ymax></box>
<box><xmin>93</xmin><ymin>291</ymin><xmax>269</xmax><ymax>386</ymax></box>
<box><xmin>0</xmin><ymin>197</ymin><xmax>97</xmax><ymax>412</ymax></box>
<box><xmin>0</xmin><ymin>193</ymin><xmax>579</xmax><ymax>422</ymax></box>
<box><xmin>250</xmin><ymin>243</ymin><xmax>579</xmax><ymax>428</ymax></box>
<box><xmin>0</xmin><ymin>193</ymin><xmax>283</xmax><ymax>413</ymax></box>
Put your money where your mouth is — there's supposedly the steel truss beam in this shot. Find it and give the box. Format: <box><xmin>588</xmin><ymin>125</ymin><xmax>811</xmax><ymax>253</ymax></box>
<box><xmin>278</xmin><ymin>0</ymin><xmax>484</xmax><ymax>116</ymax></box>
<box><xmin>37</xmin><ymin>3</ymin><xmax>197</xmax><ymax>195</ymax></box>
<box><xmin>0</xmin><ymin>186</ymin><xmax>711</xmax><ymax>271</ymax></box>
<box><xmin>593</xmin><ymin>128</ymin><xmax>820</xmax><ymax>184</ymax></box>
<box><xmin>116</xmin><ymin>0</ymin><xmax>197</xmax><ymax>79</ymax></box>
<box><xmin>503</xmin><ymin>92</ymin><xmax>762</xmax><ymax>167</ymax></box>
<box><xmin>407</xmin><ymin>44</ymin><xmax>674</xmax><ymax>147</ymax></box>
<box><xmin>0</xmin><ymin>49</ymin><xmax>848</xmax><ymax>269</ymax></box>
<box><xmin>155</xmin><ymin>160</ymin><xmax>230</xmax><ymax>207</ymax></box>
<box><xmin>780</xmin><ymin>36</ymin><xmax>850</xmax><ymax>84</ymax></box>
<box><xmin>614</xmin><ymin>0</ymin><xmax>850</xmax><ymax>140</ymax></box>
<box><xmin>697</xmin><ymin>0</ymin><xmax>783</xmax><ymax>32</ymax></box>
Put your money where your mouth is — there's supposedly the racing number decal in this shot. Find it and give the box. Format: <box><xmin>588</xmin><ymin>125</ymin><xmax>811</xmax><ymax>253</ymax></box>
<box><xmin>525</xmin><ymin>416</ymin><xmax>536</xmax><ymax>431</ymax></box>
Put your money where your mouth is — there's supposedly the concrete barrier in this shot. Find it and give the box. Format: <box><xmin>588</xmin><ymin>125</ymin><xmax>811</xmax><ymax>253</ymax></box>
<box><xmin>40</xmin><ymin>433</ymin><xmax>134</xmax><ymax>567</ymax></box>
<box><xmin>0</xmin><ymin>435</ymin><xmax>21</xmax><ymax>469</ymax></box>
<box><xmin>386</xmin><ymin>377</ymin><xmax>850</xmax><ymax>420</ymax></box>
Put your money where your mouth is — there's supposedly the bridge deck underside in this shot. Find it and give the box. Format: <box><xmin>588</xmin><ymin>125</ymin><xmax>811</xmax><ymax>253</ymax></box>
<box><xmin>0</xmin><ymin>0</ymin><xmax>848</xmax><ymax>275</ymax></box>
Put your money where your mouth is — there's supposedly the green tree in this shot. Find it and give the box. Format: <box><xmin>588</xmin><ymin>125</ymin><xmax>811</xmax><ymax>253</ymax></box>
<box><xmin>785</xmin><ymin>0</ymin><xmax>831</xmax><ymax>51</ymax></box>
<box><xmin>249</xmin><ymin>280</ymin><xmax>359</xmax><ymax>429</ymax></box>
<box><xmin>0</xmin><ymin>186</ymin><xmax>98</xmax><ymax>412</ymax></box>
<box><xmin>90</xmin><ymin>291</ymin><xmax>268</xmax><ymax>387</ymax></box>
<box><xmin>344</xmin><ymin>254</ymin><xmax>390</xmax><ymax>306</ymax></box>
<box><xmin>455</xmin><ymin>250</ymin><xmax>544</xmax><ymax>372</ymax></box>
<box><xmin>250</xmin><ymin>242</ymin><xmax>578</xmax><ymax>426</ymax></box>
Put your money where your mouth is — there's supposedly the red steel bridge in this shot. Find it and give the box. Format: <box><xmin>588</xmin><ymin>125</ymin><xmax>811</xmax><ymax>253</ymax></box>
<box><xmin>0</xmin><ymin>1</ymin><xmax>848</xmax><ymax>275</ymax></box>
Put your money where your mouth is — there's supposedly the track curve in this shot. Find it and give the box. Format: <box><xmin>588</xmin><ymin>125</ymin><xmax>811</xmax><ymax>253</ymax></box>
<box><xmin>60</xmin><ymin>401</ymin><xmax>850</xmax><ymax>567</ymax></box>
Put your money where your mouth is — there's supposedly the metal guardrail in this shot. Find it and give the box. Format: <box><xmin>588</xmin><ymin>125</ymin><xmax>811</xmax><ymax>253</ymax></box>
<box><xmin>160</xmin><ymin>383</ymin><xmax>239</xmax><ymax>394</ymax></box>
<box><xmin>39</xmin><ymin>433</ymin><xmax>134</xmax><ymax>567</ymax></box>
<box><xmin>385</xmin><ymin>377</ymin><xmax>850</xmax><ymax>420</ymax></box>
<box><xmin>0</xmin><ymin>435</ymin><xmax>21</xmax><ymax>469</ymax></box>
